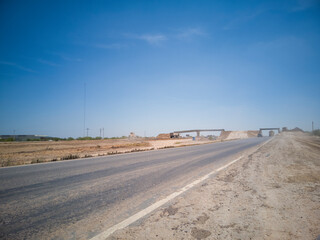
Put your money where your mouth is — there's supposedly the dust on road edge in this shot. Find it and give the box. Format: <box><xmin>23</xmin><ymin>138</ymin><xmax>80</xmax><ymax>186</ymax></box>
<box><xmin>90</xmin><ymin>138</ymin><xmax>272</xmax><ymax>240</ymax></box>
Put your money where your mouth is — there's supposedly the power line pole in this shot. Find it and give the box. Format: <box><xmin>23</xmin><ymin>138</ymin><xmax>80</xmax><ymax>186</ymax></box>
<box><xmin>86</xmin><ymin>128</ymin><xmax>89</xmax><ymax>137</ymax></box>
<box><xmin>83</xmin><ymin>83</ymin><xmax>86</xmax><ymax>137</ymax></box>
<box><xmin>100</xmin><ymin>128</ymin><xmax>102</xmax><ymax>138</ymax></box>
<box><xmin>312</xmin><ymin>121</ymin><xmax>314</xmax><ymax>132</ymax></box>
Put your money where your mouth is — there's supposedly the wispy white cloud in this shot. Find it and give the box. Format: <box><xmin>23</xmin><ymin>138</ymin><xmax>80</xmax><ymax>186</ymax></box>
<box><xmin>291</xmin><ymin>0</ymin><xmax>319</xmax><ymax>11</ymax></box>
<box><xmin>251</xmin><ymin>36</ymin><xmax>305</xmax><ymax>49</ymax></box>
<box><xmin>247</xmin><ymin>36</ymin><xmax>309</xmax><ymax>57</ymax></box>
<box><xmin>125</xmin><ymin>33</ymin><xmax>167</xmax><ymax>45</ymax></box>
<box><xmin>93</xmin><ymin>43</ymin><xmax>127</xmax><ymax>49</ymax></box>
<box><xmin>37</xmin><ymin>58</ymin><xmax>59</xmax><ymax>66</ymax></box>
<box><xmin>137</xmin><ymin>34</ymin><xmax>167</xmax><ymax>45</ymax></box>
<box><xmin>101</xmin><ymin>28</ymin><xmax>205</xmax><ymax>48</ymax></box>
<box><xmin>47</xmin><ymin>51</ymin><xmax>82</xmax><ymax>62</ymax></box>
<box><xmin>223</xmin><ymin>2</ymin><xmax>318</xmax><ymax>30</ymax></box>
<box><xmin>0</xmin><ymin>61</ymin><xmax>37</xmax><ymax>73</ymax></box>
<box><xmin>176</xmin><ymin>27</ymin><xmax>206</xmax><ymax>39</ymax></box>
<box><xmin>223</xmin><ymin>8</ymin><xmax>269</xmax><ymax>30</ymax></box>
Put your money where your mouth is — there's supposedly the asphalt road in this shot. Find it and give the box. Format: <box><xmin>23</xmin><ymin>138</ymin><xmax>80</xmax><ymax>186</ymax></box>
<box><xmin>0</xmin><ymin>137</ymin><xmax>268</xmax><ymax>239</ymax></box>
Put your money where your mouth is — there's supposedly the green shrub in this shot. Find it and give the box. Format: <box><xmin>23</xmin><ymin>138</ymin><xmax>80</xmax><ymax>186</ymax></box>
<box><xmin>61</xmin><ymin>154</ymin><xmax>79</xmax><ymax>160</ymax></box>
<box><xmin>0</xmin><ymin>138</ymin><xmax>14</xmax><ymax>142</ymax></box>
<box><xmin>31</xmin><ymin>159</ymin><xmax>44</xmax><ymax>164</ymax></box>
<box><xmin>77</xmin><ymin>137</ymin><xmax>94</xmax><ymax>140</ymax></box>
<box><xmin>312</xmin><ymin>129</ymin><xmax>320</xmax><ymax>136</ymax></box>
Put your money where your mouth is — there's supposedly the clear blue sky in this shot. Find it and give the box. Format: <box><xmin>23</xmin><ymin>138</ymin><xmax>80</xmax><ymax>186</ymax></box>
<box><xmin>1</xmin><ymin>0</ymin><xmax>319</xmax><ymax>138</ymax></box>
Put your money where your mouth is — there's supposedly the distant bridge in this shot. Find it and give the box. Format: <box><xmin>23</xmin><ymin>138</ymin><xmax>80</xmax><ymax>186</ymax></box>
<box><xmin>259</xmin><ymin>128</ymin><xmax>281</xmax><ymax>133</ymax></box>
<box><xmin>173</xmin><ymin>129</ymin><xmax>225</xmax><ymax>137</ymax></box>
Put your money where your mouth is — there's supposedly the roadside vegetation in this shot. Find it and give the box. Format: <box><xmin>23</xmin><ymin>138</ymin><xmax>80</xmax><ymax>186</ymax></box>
<box><xmin>312</xmin><ymin>129</ymin><xmax>320</xmax><ymax>136</ymax></box>
<box><xmin>0</xmin><ymin>138</ymin><xmax>15</xmax><ymax>142</ymax></box>
<box><xmin>0</xmin><ymin>136</ymin><xmax>129</xmax><ymax>142</ymax></box>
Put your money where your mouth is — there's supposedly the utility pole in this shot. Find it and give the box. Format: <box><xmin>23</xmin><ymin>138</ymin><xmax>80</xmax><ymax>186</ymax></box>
<box><xmin>83</xmin><ymin>83</ymin><xmax>86</xmax><ymax>137</ymax></box>
<box><xmin>86</xmin><ymin>128</ymin><xmax>89</xmax><ymax>137</ymax></box>
<box><xmin>312</xmin><ymin>121</ymin><xmax>314</xmax><ymax>132</ymax></box>
<box><xmin>100</xmin><ymin>128</ymin><xmax>102</xmax><ymax>138</ymax></box>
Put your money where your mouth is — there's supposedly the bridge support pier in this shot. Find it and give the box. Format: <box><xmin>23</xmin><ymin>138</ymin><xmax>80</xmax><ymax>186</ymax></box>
<box><xmin>172</xmin><ymin>129</ymin><xmax>225</xmax><ymax>138</ymax></box>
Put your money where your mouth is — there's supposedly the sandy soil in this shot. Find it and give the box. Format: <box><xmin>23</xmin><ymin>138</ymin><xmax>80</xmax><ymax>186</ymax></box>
<box><xmin>219</xmin><ymin>130</ymin><xmax>259</xmax><ymax>140</ymax></box>
<box><xmin>0</xmin><ymin>138</ymin><xmax>213</xmax><ymax>167</ymax></box>
<box><xmin>110</xmin><ymin>132</ymin><xmax>320</xmax><ymax>240</ymax></box>
<box><xmin>226</xmin><ymin>131</ymin><xmax>250</xmax><ymax>140</ymax></box>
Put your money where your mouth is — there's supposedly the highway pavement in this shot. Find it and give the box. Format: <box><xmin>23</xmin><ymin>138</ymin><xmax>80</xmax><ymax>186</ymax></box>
<box><xmin>0</xmin><ymin>137</ymin><xmax>268</xmax><ymax>239</ymax></box>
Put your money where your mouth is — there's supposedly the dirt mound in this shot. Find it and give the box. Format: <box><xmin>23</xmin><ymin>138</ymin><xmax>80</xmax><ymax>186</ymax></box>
<box><xmin>157</xmin><ymin>133</ymin><xmax>170</xmax><ymax>139</ymax></box>
<box><xmin>219</xmin><ymin>131</ymin><xmax>259</xmax><ymax>140</ymax></box>
<box><xmin>227</xmin><ymin>131</ymin><xmax>249</xmax><ymax>140</ymax></box>
<box><xmin>290</xmin><ymin>127</ymin><xmax>304</xmax><ymax>132</ymax></box>
<box><xmin>247</xmin><ymin>130</ymin><xmax>259</xmax><ymax>137</ymax></box>
<box><xmin>218</xmin><ymin>131</ymin><xmax>231</xmax><ymax>140</ymax></box>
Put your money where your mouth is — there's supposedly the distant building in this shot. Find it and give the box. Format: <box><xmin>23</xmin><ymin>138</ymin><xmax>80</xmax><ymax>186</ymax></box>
<box><xmin>128</xmin><ymin>132</ymin><xmax>136</xmax><ymax>139</ymax></box>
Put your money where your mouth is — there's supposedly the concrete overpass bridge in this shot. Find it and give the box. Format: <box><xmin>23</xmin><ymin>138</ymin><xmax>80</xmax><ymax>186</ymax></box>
<box><xmin>259</xmin><ymin>128</ymin><xmax>281</xmax><ymax>133</ymax></box>
<box><xmin>259</xmin><ymin>128</ymin><xmax>281</xmax><ymax>136</ymax></box>
<box><xmin>173</xmin><ymin>129</ymin><xmax>225</xmax><ymax>138</ymax></box>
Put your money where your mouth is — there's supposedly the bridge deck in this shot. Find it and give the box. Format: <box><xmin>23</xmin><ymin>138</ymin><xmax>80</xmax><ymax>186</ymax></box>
<box><xmin>259</xmin><ymin>128</ymin><xmax>280</xmax><ymax>131</ymax></box>
<box><xmin>173</xmin><ymin>129</ymin><xmax>225</xmax><ymax>134</ymax></box>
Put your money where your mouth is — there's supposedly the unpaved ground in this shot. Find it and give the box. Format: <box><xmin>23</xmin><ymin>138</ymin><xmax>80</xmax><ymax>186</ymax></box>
<box><xmin>219</xmin><ymin>130</ymin><xmax>259</xmax><ymax>140</ymax></box>
<box><xmin>0</xmin><ymin>138</ymin><xmax>213</xmax><ymax>167</ymax></box>
<box><xmin>225</xmin><ymin>131</ymin><xmax>249</xmax><ymax>140</ymax></box>
<box><xmin>110</xmin><ymin>132</ymin><xmax>320</xmax><ymax>240</ymax></box>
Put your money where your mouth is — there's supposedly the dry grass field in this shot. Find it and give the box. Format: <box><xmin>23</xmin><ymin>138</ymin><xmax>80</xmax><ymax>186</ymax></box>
<box><xmin>0</xmin><ymin>138</ymin><xmax>214</xmax><ymax>167</ymax></box>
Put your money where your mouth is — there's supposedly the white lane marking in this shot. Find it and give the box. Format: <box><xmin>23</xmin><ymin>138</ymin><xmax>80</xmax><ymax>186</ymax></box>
<box><xmin>90</xmin><ymin>156</ymin><xmax>242</xmax><ymax>240</ymax></box>
<box><xmin>90</xmin><ymin>138</ymin><xmax>272</xmax><ymax>240</ymax></box>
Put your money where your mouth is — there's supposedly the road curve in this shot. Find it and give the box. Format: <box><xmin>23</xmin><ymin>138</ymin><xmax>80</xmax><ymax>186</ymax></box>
<box><xmin>0</xmin><ymin>137</ymin><xmax>268</xmax><ymax>239</ymax></box>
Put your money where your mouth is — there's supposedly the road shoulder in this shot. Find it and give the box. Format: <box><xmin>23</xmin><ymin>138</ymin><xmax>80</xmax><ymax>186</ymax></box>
<box><xmin>110</xmin><ymin>133</ymin><xmax>320</xmax><ymax>240</ymax></box>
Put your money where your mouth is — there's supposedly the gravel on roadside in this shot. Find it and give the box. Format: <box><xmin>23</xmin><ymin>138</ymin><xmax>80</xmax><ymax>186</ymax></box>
<box><xmin>110</xmin><ymin>132</ymin><xmax>320</xmax><ymax>240</ymax></box>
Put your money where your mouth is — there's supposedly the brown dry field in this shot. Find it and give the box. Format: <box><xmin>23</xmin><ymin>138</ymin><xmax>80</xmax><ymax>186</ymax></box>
<box><xmin>0</xmin><ymin>138</ymin><xmax>214</xmax><ymax>167</ymax></box>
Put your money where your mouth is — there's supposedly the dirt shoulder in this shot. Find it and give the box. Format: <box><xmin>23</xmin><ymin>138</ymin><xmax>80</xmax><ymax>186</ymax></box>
<box><xmin>110</xmin><ymin>132</ymin><xmax>320</xmax><ymax>240</ymax></box>
<box><xmin>0</xmin><ymin>138</ymin><xmax>214</xmax><ymax>167</ymax></box>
